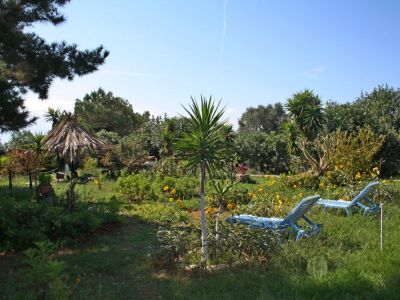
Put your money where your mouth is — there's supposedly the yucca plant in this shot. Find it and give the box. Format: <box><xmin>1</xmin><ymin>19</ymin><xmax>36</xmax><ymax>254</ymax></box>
<box><xmin>174</xmin><ymin>96</ymin><xmax>226</xmax><ymax>263</ymax></box>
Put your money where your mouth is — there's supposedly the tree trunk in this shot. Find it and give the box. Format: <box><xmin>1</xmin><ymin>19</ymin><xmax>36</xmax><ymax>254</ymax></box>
<box><xmin>29</xmin><ymin>171</ymin><xmax>33</xmax><ymax>189</ymax></box>
<box><xmin>8</xmin><ymin>170</ymin><xmax>12</xmax><ymax>189</ymax></box>
<box><xmin>200</xmin><ymin>162</ymin><xmax>208</xmax><ymax>263</ymax></box>
<box><xmin>67</xmin><ymin>180</ymin><xmax>77</xmax><ymax>213</ymax></box>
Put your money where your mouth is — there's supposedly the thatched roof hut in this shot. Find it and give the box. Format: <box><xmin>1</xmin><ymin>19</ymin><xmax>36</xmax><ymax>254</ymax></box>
<box><xmin>43</xmin><ymin>113</ymin><xmax>108</xmax><ymax>164</ymax></box>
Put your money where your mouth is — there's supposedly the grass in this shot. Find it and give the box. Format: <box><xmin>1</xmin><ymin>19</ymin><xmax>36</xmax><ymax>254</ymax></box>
<box><xmin>1</xmin><ymin>175</ymin><xmax>400</xmax><ymax>299</ymax></box>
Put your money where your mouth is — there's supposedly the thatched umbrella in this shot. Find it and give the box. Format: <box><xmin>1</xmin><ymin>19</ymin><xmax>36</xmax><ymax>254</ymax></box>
<box><xmin>43</xmin><ymin>113</ymin><xmax>108</xmax><ymax>165</ymax></box>
<box><xmin>43</xmin><ymin>113</ymin><xmax>108</xmax><ymax>211</ymax></box>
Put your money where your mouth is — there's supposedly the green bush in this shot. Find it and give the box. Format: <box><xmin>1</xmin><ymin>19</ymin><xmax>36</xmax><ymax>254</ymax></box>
<box><xmin>117</xmin><ymin>173</ymin><xmax>157</xmax><ymax>202</ymax></box>
<box><xmin>157</xmin><ymin>176</ymin><xmax>198</xmax><ymax>200</ymax></box>
<box><xmin>235</xmin><ymin>132</ymin><xmax>289</xmax><ymax>174</ymax></box>
<box><xmin>0</xmin><ymin>196</ymin><xmax>121</xmax><ymax>252</ymax></box>
<box><xmin>155</xmin><ymin>221</ymin><xmax>280</xmax><ymax>268</ymax></box>
<box><xmin>24</xmin><ymin>241</ymin><xmax>68</xmax><ymax>299</ymax></box>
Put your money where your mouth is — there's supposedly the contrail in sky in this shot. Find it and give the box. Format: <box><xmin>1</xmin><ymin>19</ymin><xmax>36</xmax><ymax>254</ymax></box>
<box><xmin>220</xmin><ymin>0</ymin><xmax>229</xmax><ymax>59</ymax></box>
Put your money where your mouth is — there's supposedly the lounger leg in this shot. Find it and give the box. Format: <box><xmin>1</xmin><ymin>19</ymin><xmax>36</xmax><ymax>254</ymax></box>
<box><xmin>345</xmin><ymin>208</ymin><xmax>351</xmax><ymax>216</ymax></box>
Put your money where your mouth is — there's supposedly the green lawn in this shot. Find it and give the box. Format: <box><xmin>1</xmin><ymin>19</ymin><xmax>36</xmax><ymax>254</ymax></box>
<box><xmin>1</xmin><ymin>176</ymin><xmax>400</xmax><ymax>299</ymax></box>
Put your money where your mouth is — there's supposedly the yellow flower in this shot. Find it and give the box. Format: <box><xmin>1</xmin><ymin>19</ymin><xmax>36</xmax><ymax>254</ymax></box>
<box><xmin>354</xmin><ymin>172</ymin><xmax>362</xmax><ymax>179</ymax></box>
<box><xmin>372</xmin><ymin>166</ymin><xmax>380</xmax><ymax>175</ymax></box>
<box><xmin>227</xmin><ymin>203</ymin><xmax>236</xmax><ymax>210</ymax></box>
<box><xmin>176</xmin><ymin>200</ymin><xmax>185</xmax><ymax>208</ymax></box>
<box><xmin>168</xmin><ymin>197</ymin><xmax>174</xmax><ymax>202</ymax></box>
<box><xmin>205</xmin><ymin>207</ymin><xmax>217</xmax><ymax>214</ymax></box>
<box><xmin>171</xmin><ymin>188</ymin><xmax>176</xmax><ymax>195</ymax></box>
<box><xmin>258</xmin><ymin>187</ymin><xmax>263</xmax><ymax>193</ymax></box>
<box><xmin>163</xmin><ymin>185</ymin><xmax>169</xmax><ymax>191</ymax></box>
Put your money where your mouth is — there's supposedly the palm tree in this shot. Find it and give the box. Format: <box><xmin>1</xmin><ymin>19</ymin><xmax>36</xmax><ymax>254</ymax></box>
<box><xmin>175</xmin><ymin>96</ymin><xmax>226</xmax><ymax>263</ymax></box>
<box><xmin>30</xmin><ymin>132</ymin><xmax>46</xmax><ymax>188</ymax></box>
<box><xmin>285</xmin><ymin>89</ymin><xmax>324</xmax><ymax>140</ymax></box>
<box><xmin>44</xmin><ymin>108</ymin><xmax>62</xmax><ymax>128</ymax></box>
<box><xmin>285</xmin><ymin>90</ymin><xmax>327</xmax><ymax>175</ymax></box>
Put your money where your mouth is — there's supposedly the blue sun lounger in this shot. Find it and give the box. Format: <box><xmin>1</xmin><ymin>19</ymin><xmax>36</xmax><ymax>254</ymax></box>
<box><xmin>316</xmin><ymin>182</ymin><xmax>380</xmax><ymax>215</ymax></box>
<box><xmin>226</xmin><ymin>195</ymin><xmax>322</xmax><ymax>241</ymax></box>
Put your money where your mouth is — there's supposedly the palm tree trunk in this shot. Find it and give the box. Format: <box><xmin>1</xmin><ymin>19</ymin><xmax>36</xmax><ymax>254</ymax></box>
<box><xmin>200</xmin><ymin>162</ymin><xmax>208</xmax><ymax>263</ymax></box>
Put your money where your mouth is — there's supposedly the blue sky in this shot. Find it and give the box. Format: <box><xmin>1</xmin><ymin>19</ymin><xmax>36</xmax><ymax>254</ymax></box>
<box><xmin>2</xmin><ymin>0</ymin><xmax>400</xmax><ymax>141</ymax></box>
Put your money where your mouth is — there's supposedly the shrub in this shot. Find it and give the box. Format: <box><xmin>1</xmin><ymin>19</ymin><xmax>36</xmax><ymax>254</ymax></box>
<box><xmin>324</xmin><ymin>128</ymin><xmax>384</xmax><ymax>185</ymax></box>
<box><xmin>0</xmin><ymin>196</ymin><xmax>121</xmax><ymax>252</ymax></box>
<box><xmin>155</xmin><ymin>221</ymin><xmax>280</xmax><ymax>268</ymax></box>
<box><xmin>282</xmin><ymin>172</ymin><xmax>320</xmax><ymax>189</ymax></box>
<box><xmin>117</xmin><ymin>173</ymin><xmax>157</xmax><ymax>202</ymax></box>
<box><xmin>24</xmin><ymin>241</ymin><xmax>68</xmax><ymax>299</ymax></box>
<box><xmin>157</xmin><ymin>176</ymin><xmax>198</xmax><ymax>201</ymax></box>
<box><xmin>235</xmin><ymin>132</ymin><xmax>290</xmax><ymax>174</ymax></box>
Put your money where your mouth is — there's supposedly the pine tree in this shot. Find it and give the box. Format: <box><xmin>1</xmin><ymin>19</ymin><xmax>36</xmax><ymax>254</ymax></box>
<box><xmin>0</xmin><ymin>0</ymin><xmax>109</xmax><ymax>132</ymax></box>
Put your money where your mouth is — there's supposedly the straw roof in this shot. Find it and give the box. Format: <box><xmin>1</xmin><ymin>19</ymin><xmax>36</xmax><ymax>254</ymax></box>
<box><xmin>43</xmin><ymin>113</ymin><xmax>108</xmax><ymax>163</ymax></box>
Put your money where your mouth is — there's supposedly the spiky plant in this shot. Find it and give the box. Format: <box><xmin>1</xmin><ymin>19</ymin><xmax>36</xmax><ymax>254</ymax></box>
<box><xmin>174</xmin><ymin>96</ymin><xmax>226</xmax><ymax>263</ymax></box>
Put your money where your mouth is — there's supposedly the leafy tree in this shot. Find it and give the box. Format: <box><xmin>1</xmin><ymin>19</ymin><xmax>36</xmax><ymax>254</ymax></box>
<box><xmin>235</xmin><ymin>131</ymin><xmax>289</xmax><ymax>174</ymax></box>
<box><xmin>238</xmin><ymin>103</ymin><xmax>286</xmax><ymax>133</ymax></box>
<box><xmin>161</xmin><ymin>117</ymin><xmax>189</xmax><ymax>157</ymax></box>
<box><xmin>74</xmin><ymin>88</ymin><xmax>148</xmax><ymax>136</ymax></box>
<box><xmin>174</xmin><ymin>96</ymin><xmax>226</xmax><ymax>263</ymax></box>
<box><xmin>5</xmin><ymin>130</ymin><xmax>35</xmax><ymax>151</ymax></box>
<box><xmin>96</xmin><ymin>130</ymin><xmax>120</xmax><ymax>145</ymax></box>
<box><xmin>326</xmin><ymin>85</ymin><xmax>400</xmax><ymax>134</ymax></box>
<box><xmin>0</xmin><ymin>0</ymin><xmax>109</xmax><ymax>132</ymax></box>
<box><xmin>325</xmin><ymin>85</ymin><xmax>400</xmax><ymax>176</ymax></box>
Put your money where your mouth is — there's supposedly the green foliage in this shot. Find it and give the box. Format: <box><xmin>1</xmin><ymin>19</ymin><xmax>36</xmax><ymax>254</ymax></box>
<box><xmin>117</xmin><ymin>173</ymin><xmax>157</xmax><ymax>202</ymax></box>
<box><xmin>377</xmin><ymin>130</ymin><xmax>400</xmax><ymax>177</ymax></box>
<box><xmin>155</xmin><ymin>157</ymin><xmax>190</xmax><ymax>177</ymax></box>
<box><xmin>235</xmin><ymin>131</ymin><xmax>289</xmax><ymax>173</ymax></box>
<box><xmin>324</xmin><ymin>128</ymin><xmax>384</xmax><ymax>185</ymax></box>
<box><xmin>74</xmin><ymin>88</ymin><xmax>147</xmax><ymax>136</ymax></box>
<box><xmin>285</xmin><ymin>89</ymin><xmax>324</xmax><ymax>140</ymax></box>
<box><xmin>96</xmin><ymin>130</ymin><xmax>121</xmax><ymax>145</ymax></box>
<box><xmin>126</xmin><ymin>202</ymin><xmax>189</xmax><ymax>223</ymax></box>
<box><xmin>44</xmin><ymin>107</ymin><xmax>62</xmax><ymax>128</ymax></box>
<box><xmin>0</xmin><ymin>195</ymin><xmax>121</xmax><ymax>252</ymax></box>
<box><xmin>326</xmin><ymin>85</ymin><xmax>400</xmax><ymax>134</ymax></box>
<box><xmin>174</xmin><ymin>96</ymin><xmax>227</xmax><ymax>173</ymax></box>
<box><xmin>82</xmin><ymin>156</ymin><xmax>99</xmax><ymax>176</ymax></box>
<box><xmin>283</xmin><ymin>172</ymin><xmax>321</xmax><ymax>189</ymax></box>
<box><xmin>4</xmin><ymin>130</ymin><xmax>35</xmax><ymax>151</ymax></box>
<box><xmin>238</xmin><ymin>103</ymin><xmax>286</xmax><ymax>133</ymax></box>
<box><xmin>24</xmin><ymin>241</ymin><xmax>68</xmax><ymax>299</ymax></box>
<box><xmin>0</xmin><ymin>0</ymin><xmax>108</xmax><ymax>131</ymax></box>
<box><xmin>156</xmin><ymin>221</ymin><xmax>280</xmax><ymax>267</ymax></box>
<box><xmin>325</xmin><ymin>85</ymin><xmax>400</xmax><ymax>177</ymax></box>
<box><xmin>158</xmin><ymin>176</ymin><xmax>199</xmax><ymax>200</ymax></box>
<box><xmin>38</xmin><ymin>173</ymin><xmax>52</xmax><ymax>185</ymax></box>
